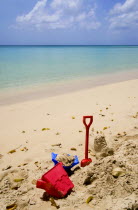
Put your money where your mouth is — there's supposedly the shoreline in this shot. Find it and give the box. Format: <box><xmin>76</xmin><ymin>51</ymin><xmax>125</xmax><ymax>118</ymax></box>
<box><xmin>0</xmin><ymin>69</ymin><xmax>138</xmax><ymax>106</ymax></box>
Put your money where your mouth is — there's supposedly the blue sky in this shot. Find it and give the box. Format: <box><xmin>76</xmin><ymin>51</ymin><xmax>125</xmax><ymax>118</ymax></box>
<box><xmin>0</xmin><ymin>0</ymin><xmax>138</xmax><ymax>45</ymax></box>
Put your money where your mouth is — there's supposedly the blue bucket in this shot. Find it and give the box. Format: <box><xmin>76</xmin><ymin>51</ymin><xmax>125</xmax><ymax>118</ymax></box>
<box><xmin>51</xmin><ymin>152</ymin><xmax>79</xmax><ymax>170</ymax></box>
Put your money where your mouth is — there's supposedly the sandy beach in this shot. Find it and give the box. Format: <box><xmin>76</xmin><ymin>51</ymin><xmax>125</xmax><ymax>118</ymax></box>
<box><xmin>0</xmin><ymin>78</ymin><xmax>138</xmax><ymax>210</ymax></box>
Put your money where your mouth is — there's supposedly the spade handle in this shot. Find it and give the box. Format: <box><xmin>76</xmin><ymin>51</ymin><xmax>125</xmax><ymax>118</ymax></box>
<box><xmin>83</xmin><ymin>116</ymin><xmax>93</xmax><ymax>159</ymax></box>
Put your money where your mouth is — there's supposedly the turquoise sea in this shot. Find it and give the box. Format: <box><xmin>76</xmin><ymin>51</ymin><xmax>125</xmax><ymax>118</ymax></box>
<box><xmin>0</xmin><ymin>46</ymin><xmax>138</xmax><ymax>92</ymax></box>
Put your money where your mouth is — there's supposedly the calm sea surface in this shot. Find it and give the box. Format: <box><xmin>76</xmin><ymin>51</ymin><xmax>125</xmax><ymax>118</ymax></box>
<box><xmin>0</xmin><ymin>46</ymin><xmax>138</xmax><ymax>92</ymax></box>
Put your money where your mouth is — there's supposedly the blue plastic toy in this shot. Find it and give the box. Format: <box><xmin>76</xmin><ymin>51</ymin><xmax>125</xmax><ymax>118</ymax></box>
<box><xmin>51</xmin><ymin>152</ymin><xmax>79</xmax><ymax>170</ymax></box>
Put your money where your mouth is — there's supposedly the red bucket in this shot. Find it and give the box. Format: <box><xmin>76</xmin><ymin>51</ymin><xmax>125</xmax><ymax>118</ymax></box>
<box><xmin>36</xmin><ymin>162</ymin><xmax>74</xmax><ymax>198</ymax></box>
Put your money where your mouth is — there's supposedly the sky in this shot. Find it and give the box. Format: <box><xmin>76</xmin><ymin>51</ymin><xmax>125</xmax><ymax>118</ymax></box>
<box><xmin>0</xmin><ymin>0</ymin><xmax>138</xmax><ymax>45</ymax></box>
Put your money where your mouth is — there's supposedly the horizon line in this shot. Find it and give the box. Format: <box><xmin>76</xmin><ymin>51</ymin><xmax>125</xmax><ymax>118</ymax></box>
<box><xmin>0</xmin><ymin>44</ymin><xmax>138</xmax><ymax>46</ymax></box>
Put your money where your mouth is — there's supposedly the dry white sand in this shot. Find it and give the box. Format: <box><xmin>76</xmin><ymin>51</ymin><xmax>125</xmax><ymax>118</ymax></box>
<box><xmin>0</xmin><ymin>79</ymin><xmax>138</xmax><ymax>210</ymax></box>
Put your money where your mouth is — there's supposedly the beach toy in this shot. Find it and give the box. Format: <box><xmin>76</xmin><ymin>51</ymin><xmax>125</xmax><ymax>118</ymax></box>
<box><xmin>51</xmin><ymin>152</ymin><xmax>79</xmax><ymax>171</ymax></box>
<box><xmin>36</xmin><ymin>162</ymin><xmax>74</xmax><ymax>198</ymax></box>
<box><xmin>81</xmin><ymin>116</ymin><xmax>93</xmax><ymax>167</ymax></box>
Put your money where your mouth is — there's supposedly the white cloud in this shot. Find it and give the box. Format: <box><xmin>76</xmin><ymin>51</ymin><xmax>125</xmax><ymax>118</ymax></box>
<box><xmin>51</xmin><ymin>0</ymin><xmax>80</xmax><ymax>9</ymax></box>
<box><xmin>76</xmin><ymin>13</ymin><xmax>86</xmax><ymax>22</ymax></box>
<box><xmin>110</xmin><ymin>0</ymin><xmax>138</xmax><ymax>15</ymax></box>
<box><xmin>109</xmin><ymin>11</ymin><xmax>138</xmax><ymax>29</ymax></box>
<box><xmin>109</xmin><ymin>0</ymin><xmax>138</xmax><ymax>30</ymax></box>
<box><xmin>17</xmin><ymin>0</ymin><xmax>48</xmax><ymax>23</ymax></box>
<box><xmin>75</xmin><ymin>8</ymin><xmax>100</xmax><ymax>29</ymax></box>
<box><xmin>16</xmin><ymin>0</ymin><xmax>100</xmax><ymax>30</ymax></box>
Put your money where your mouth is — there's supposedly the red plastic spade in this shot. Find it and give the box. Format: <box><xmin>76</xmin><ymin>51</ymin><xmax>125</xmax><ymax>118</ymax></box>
<box><xmin>81</xmin><ymin>116</ymin><xmax>93</xmax><ymax>167</ymax></box>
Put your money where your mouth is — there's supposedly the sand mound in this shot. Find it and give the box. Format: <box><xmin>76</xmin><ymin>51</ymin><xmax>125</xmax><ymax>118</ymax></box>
<box><xmin>93</xmin><ymin>135</ymin><xmax>114</xmax><ymax>158</ymax></box>
<box><xmin>0</xmin><ymin>134</ymin><xmax>138</xmax><ymax>210</ymax></box>
<box><xmin>94</xmin><ymin>135</ymin><xmax>107</xmax><ymax>152</ymax></box>
<box><xmin>56</xmin><ymin>153</ymin><xmax>75</xmax><ymax>166</ymax></box>
<box><xmin>59</xmin><ymin>135</ymin><xmax>138</xmax><ymax>210</ymax></box>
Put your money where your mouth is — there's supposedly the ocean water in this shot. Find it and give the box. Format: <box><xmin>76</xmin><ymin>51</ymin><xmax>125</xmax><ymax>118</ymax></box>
<box><xmin>0</xmin><ymin>45</ymin><xmax>138</xmax><ymax>92</ymax></box>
